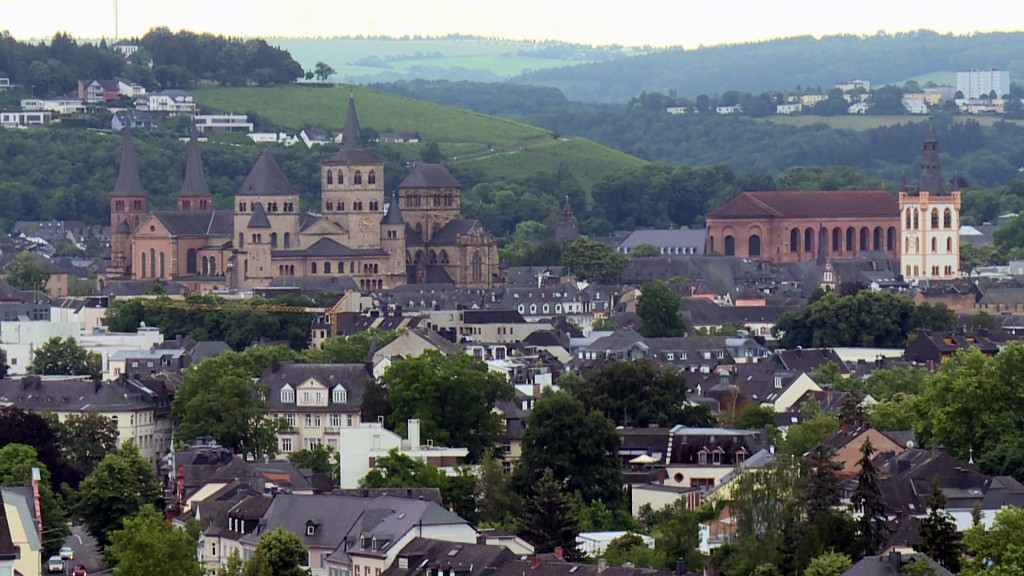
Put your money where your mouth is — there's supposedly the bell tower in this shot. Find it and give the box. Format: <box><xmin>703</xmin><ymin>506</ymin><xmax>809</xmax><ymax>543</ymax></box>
<box><xmin>110</xmin><ymin>127</ymin><xmax>148</xmax><ymax>277</ymax></box>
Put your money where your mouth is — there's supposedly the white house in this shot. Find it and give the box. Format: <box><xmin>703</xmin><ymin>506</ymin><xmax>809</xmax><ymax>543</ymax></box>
<box><xmin>0</xmin><ymin>111</ymin><xmax>52</xmax><ymax>128</ymax></box>
<box><xmin>776</xmin><ymin>103</ymin><xmax>802</xmax><ymax>115</ymax></box>
<box><xmin>337</xmin><ymin>420</ymin><xmax>469</xmax><ymax>489</ymax></box>
<box><xmin>136</xmin><ymin>90</ymin><xmax>195</xmax><ymax>114</ymax></box>
<box><xmin>193</xmin><ymin>113</ymin><xmax>254</xmax><ymax>133</ymax></box>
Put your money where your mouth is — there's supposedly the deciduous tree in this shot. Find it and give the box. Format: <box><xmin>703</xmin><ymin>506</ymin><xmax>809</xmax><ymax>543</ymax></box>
<box><xmin>57</xmin><ymin>412</ymin><xmax>119</xmax><ymax>477</ymax></box>
<box><xmin>962</xmin><ymin>506</ymin><xmax>1024</xmax><ymax>575</ymax></box>
<box><xmin>0</xmin><ymin>444</ymin><xmax>68</xmax><ymax>556</ymax></box>
<box><xmin>107</xmin><ymin>506</ymin><xmax>204</xmax><ymax>576</ymax></box>
<box><xmin>3</xmin><ymin>251</ymin><xmax>48</xmax><ymax>291</ymax></box>
<box><xmin>804</xmin><ymin>551</ymin><xmax>852</xmax><ymax>576</ymax></box>
<box><xmin>76</xmin><ymin>442</ymin><xmax>162</xmax><ymax>546</ymax></box>
<box><xmin>636</xmin><ymin>281</ymin><xmax>686</xmax><ymax>337</ymax></box>
<box><xmin>29</xmin><ymin>336</ymin><xmax>102</xmax><ymax>379</ymax></box>
<box><xmin>576</xmin><ymin>359</ymin><xmax>708</xmax><ymax>427</ymax></box>
<box><xmin>561</xmin><ymin>237</ymin><xmax>628</xmax><ymax>284</ymax></box>
<box><xmin>244</xmin><ymin>527</ymin><xmax>309</xmax><ymax>576</ymax></box>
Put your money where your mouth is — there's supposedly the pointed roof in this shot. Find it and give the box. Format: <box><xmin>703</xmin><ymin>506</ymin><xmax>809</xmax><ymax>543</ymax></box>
<box><xmin>112</xmin><ymin>127</ymin><xmax>147</xmax><ymax>197</ymax></box>
<box><xmin>246</xmin><ymin>202</ymin><xmax>271</xmax><ymax>228</ymax></box>
<box><xmin>179</xmin><ymin>129</ymin><xmax>212</xmax><ymax>198</ymax></box>
<box><xmin>329</xmin><ymin>96</ymin><xmax>380</xmax><ymax>165</ymax></box>
<box><xmin>236</xmin><ymin>148</ymin><xmax>298</xmax><ymax>196</ymax></box>
<box><xmin>381</xmin><ymin>192</ymin><xmax>404</xmax><ymax>226</ymax></box>
<box><xmin>918</xmin><ymin>124</ymin><xmax>945</xmax><ymax>196</ymax></box>
<box><xmin>398</xmin><ymin>164</ymin><xmax>461</xmax><ymax>189</ymax></box>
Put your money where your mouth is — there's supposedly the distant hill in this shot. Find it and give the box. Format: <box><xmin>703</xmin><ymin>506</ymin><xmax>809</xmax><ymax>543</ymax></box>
<box><xmin>512</xmin><ymin>30</ymin><xmax>1024</xmax><ymax>101</ymax></box>
<box><xmin>267</xmin><ymin>36</ymin><xmax>646</xmax><ymax>83</ymax></box>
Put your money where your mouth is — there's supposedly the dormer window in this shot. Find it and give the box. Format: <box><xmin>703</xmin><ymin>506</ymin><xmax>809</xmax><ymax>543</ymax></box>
<box><xmin>306</xmin><ymin>520</ymin><xmax>318</xmax><ymax>536</ymax></box>
<box><xmin>281</xmin><ymin>385</ymin><xmax>295</xmax><ymax>403</ymax></box>
<box><xmin>332</xmin><ymin>384</ymin><xmax>347</xmax><ymax>404</ymax></box>
<box><xmin>774</xmin><ymin>375</ymin><xmax>783</xmax><ymax>389</ymax></box>
<box><xmin>698</xmin><ymin>449</ymin><xmax>709</xmax><ymax>465</ymax></box>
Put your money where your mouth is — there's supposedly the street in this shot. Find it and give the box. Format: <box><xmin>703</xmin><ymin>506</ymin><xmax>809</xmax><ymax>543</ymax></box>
<box><xmin>60</xmin><ymin>525</ymin><xmax>102</xmax><ymax>575</ymax></box>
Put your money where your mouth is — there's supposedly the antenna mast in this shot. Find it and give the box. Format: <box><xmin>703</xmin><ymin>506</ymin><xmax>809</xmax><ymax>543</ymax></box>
<box><xmin>113</xmin><ymin>0</ymin><xmax>119</xmax><ymax>40</ymax></box>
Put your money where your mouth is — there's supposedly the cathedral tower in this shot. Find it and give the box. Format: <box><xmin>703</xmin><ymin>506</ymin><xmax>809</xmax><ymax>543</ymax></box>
<box><xmin>110</xmin><ymin>127</ymin><xmax>148</xmax><ymax>277</ymax></box>
<box><xmin>899</xmin><ymin>126</ymin><xmax>961</xmax><ymax>281</ymax></box>
<box><xmin>177</xmin><ymin>128</ymin><xmax>213</xmax><ymax>211</ymax></box>
<box><xmin>320</xmin><ymin>96</ymin><xmax>385</xmax><ymax>249</ymax></box>
<box><xmin>233</xmin><ymin>148</ymin><xmax>302</xmax><ymax>287</ymax></box>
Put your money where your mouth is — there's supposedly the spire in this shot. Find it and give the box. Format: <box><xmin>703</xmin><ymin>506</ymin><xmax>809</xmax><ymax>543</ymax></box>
<box><xmin>342</xmin><ymin>95</ymin><xmax>363</xmax><ymax>150</ymax></box>
<box><xmin>112</xmin><ymin>127</ymin><xmax>147</xmax><ymax>197</ymax></box>
<box><xmin>179</xmin><ymin>128</ymin><xmax>211</xmax><ymax>198</ymax></box>
<box><xmin>236</xmin><ymin>148</ymin><xmax>298</xmax><ymax>196</ymax></box>
<box><xmin>382</xmin><ymin>191</ymin><xmax>404</xmax><ymax>226</ymax></box>
<box><xmin>917</xmin><ymin>123</ymin><xmax>945</xmax><ymax>195</ymax></box>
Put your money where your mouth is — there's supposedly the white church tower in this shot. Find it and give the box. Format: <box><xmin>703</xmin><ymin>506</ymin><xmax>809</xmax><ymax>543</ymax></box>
<box><xmin>899</xmin><ymin>126</ymin><xmax>961</xmax><ymax>281</ymax></box>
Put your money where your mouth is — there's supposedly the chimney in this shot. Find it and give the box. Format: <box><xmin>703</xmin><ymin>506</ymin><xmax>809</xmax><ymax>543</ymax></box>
<box><xmin>597</xmin><ymin>559</ymin><xmax>608</xmax><ymax>574</ymax></box>
<box><xmin>659</xmin><ymin>469</ymin><xmax>667</xmax><ymax>485</ymax></box>
<box><xmin>408</xmin><ymin>419</ymin><xmax>421</xmax><ymax>450</ymax></box>
<box><xmin>554</xmin><ymin>547</ymin><xmax>564</xmax><ymax>560</ymax></box>
<box><xmin>888</xmin><ymin>551</ymin><xmax>902</xmax><ymax>572</ymax></box>
<box><xmin>533</xmin><ymin>381</ymin><xmax>541</xmax><ymax>398</ymax></box>
<box><xmin>530</xmin><ymin>556</ymin><xmax>540</xmax><ymax>569</ymax></box>
<box><xmin>30</xmin><ymin>468</ymin><xmax>42</xmax><ymax>541</ymax></box>
<box><xmin>675</xmin><ymin>559</ymin><xmax>688</xmax><ymax>576</ymax></box>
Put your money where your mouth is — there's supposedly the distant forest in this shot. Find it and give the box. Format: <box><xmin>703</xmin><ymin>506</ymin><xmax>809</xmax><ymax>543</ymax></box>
<box><xmin>512</xmin><ymin>30</ymin><xmax>1024</xmax><ymax>101</ymax></box>
<box><xmin>0</xmin><ymin>29</ymin><xmax>302</xmax><ymax>97</ymax></box>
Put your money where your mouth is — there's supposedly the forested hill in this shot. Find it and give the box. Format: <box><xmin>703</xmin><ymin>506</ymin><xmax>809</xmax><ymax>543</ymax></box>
<box><xmin>512</xmin><ymin>30</ymin><xmax>1024</xmax><ymax>101</ymax></box>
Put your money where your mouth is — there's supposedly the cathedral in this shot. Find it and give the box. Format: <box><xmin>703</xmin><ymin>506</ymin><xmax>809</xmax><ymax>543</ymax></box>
<box><xmin>108</xmin><ymin>97</ymin><xmax>502</xmax><ymax>291</ymax></box>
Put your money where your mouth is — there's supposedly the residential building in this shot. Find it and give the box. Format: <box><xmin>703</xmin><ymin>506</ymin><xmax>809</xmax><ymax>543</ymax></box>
<box><xmin>663</xmin><ymin>426</ymin><xmax>767</xmax><ymax>493</ymax></box>
<box><xmin>956</xmin><ymin>69</ymin><xmax>1010</xmax><ymax>99</ymax></box>
<box><xmin>193</xmin><ymin>113</ymin><xmax>254</xmax><ymax>133</ymax></box>
<box><xmin>715</xmin><ymin>105</ymin><xmax>742</xmax><ymax>114</ymax></box>
<box><xmin>666</xmin><ymin>106</ymin><xmax>688</xmax><ymax>114</ymax></box>
<box><xmin>0</xmin><ymin>111</ymin><xmax>52</xmax><ymax>128</ymax></box>
<box><xmin>800</xmin><ymin>94</ymin><xmax>828</xmax><ymax>106</ymax></box>
<box><xmin>776</xmin><ymin>103</ymin><xmax>802</xmax><ymax>114</ymax></box>
<box><xmin>901</xmin><ymin>98</ymin><xmax>928</xmax><ymax>114</ymax></box>
<box><xmin>77</xmin><ymin>79</ymin><xmax>119</xmax><ymax>103</ymax></box>
<box><xmin>335</xmin><ymin>420</ymin><xmax>469</xmax><ymax>489</ymax></box>
<box><xmin>112</xmin><ymin>110</ymin><xmax>154</xmax><ymax>132</ymax></box>
<box><xmin>898</xmin><ymin>126</ymin><xmax>961</xmax><ymax>280</ymax></box>
<box><xmin>116</xmin><ymin>78</ymin><xmax>146</xmax><ymax>98</ymax></box>
<box><xmin>836</xmin><ymin>79</ymin><xmax>871</xmax><ymax>92</ymax></box>
<box><xmin>376</xmin><ymin>132</ymin><xmax>420</xmax><ymax>143</ymax></box>
<box><xmin>0</xmin><ymin>486</ymin><xmax>42</xmax><ymax>576</ymax></box>
<box><xmin>136</xmin><ymin>89</ymin><xmax>196</xmax><ymax>114</ymax></box>
<box><xmin>20</xmin><ymin>99</ymin><xmax>86</xmax><ymax>114</ymax></box>
<box><xmin>112</xmin><ymin>40</ymin><xmax>139</xmax><ymax>57</ymax></box>
<box><xmin>842</xmin><ymin>552</ymin><xmax>953</xmax><ymax>576</ymax></box>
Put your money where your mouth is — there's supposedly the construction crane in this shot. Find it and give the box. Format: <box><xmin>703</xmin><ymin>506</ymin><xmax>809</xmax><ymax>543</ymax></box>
<box><xmin>138</xmin><ymin>299</ymin><xmax>326</xmax><ymax>315</ymax></box>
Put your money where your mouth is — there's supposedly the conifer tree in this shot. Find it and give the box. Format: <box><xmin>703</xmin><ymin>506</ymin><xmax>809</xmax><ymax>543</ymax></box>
<box><xmin>850</xmin><ymin>438</ymin><xmax>889</xmax><ymax>554</ymax></box>
<box><xmin>803</xmin><ymin>445</ymin><xmax>842</xmax><ymax>520</ymax></box>
<box><xmin>915</xmin><ymin>479</ymin><xmax>962</xmax><ymax>572</ymax></box>
<box><xmin>518</xmin><ymin>468</ymin><xmax>582</xmax><ymax>560</ymax></box>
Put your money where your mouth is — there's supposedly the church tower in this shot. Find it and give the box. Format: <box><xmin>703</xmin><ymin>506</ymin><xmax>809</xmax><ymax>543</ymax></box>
<box><xmin>899</xmin><ymin>126</ymin><xmax>961</xmax><ymax>281</ymax></box>
<box><xmin>110</xmin><ymin>127</ymin><xmax>148</xmax><ymax>277</ymax></box>
<box><xmin>177</xmin><ymin>128</ymin><xmax>213</xmax><ymax>211</ymax></box>
<box><xmin>233</xmin><ymin>149</ymin><xmax>302</xmax><ymax>287</ymax></box>
<box><xmin>320</xmin><ymin>96</ymin><xmax>385</xmax><ymax>249</ymax></box>
<box><xmin>380</xmin><ymin>192</ymin><xmax>408</xmax><ymax>287</ymax></box>
<box><xmin>555</xmin><ymin>196</ymin><xmax>580</xmax><ymax>245</ymax></box>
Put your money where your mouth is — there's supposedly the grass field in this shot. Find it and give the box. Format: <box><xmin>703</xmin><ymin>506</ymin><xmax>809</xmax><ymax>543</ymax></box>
<box><xmin>268</xmin><ymin>37</ymin><xmax>601</xmax><ymax>81</ymax></box>
<box><xmin>193</xmin><ymin>85</ymin><xmax>550</xmax><ymax>146</ymax></box>
<box><xmin>759</xmin><ymin>115</ymin><xmax>1024</xmax><ymax>131</ymax></box>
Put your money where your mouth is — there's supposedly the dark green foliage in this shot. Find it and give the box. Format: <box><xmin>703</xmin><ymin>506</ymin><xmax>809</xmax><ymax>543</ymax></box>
<box><xmin>575</xmin><ymin>359</ymin><xmax>708</xmax><ymax>427</ymax></box>
<box><xmin>851</xmin><ymin>439</ymin><xmax>889</xmax><ymax>555</ymax></box>
<box><xmin>773</xmin><ymin>291</ymin><xmax>955</xmax><ymax>349</ymax></box>
<box><xmin>381</xmin><ymin>350</ymin><xmax>514</xmax><ymax>461</ymax></box>
<box><xmin>76</xmin><ymin>443</ymin><xmax>163</xmax><ymax>547</ymax></box>
<box><xmin>57</xmin><ymin>412</ymin><xmax>119</xmax><ymax>477</ymax></box>
<box><xmin>637</xmin><ymin>281</ymin><xmax>686</xmax><ymax>337</ymax></box>
<box><xmin>3</xmin><ymin>251</ymin><xmax>48</xmax><ymax>291</ymax></box>
<box><xmin>106</xmin><ymin>294</ymin><xmax>314</xmax><ymax>350</ymax></box>
<box><xmin>0</xmin><ymin>444</ymin><xmax>69</xmax><ymax>556</ymax></box>
<box><xmin>733</xmin><ymin>403</ymin><xmax>778</xmax><ymax>430</ymax></box>
<box><xmin>287</xmin><ymin>444</ymin><xmax>336</xmax><ymax>479</ymax></box>
<box><xmin>518</xmin><ymin>469</ymin><xmax>582</xmax><ymax>559</ymax></box>
<box><xmin>561</xmin><ymin>237</ymin><xmax>628</xmax><ymax>284</ymax></box>
<box><xmin>477</xmin><ymin>449</ymin><xmax>522</xmax><ymax>529</ymax></box>
<box><xmin>244</xmin><ymin>528</ymin><xmax>309</xmax><ymax>576</ymax></box>
<box><xmin>28</xmin><ymin>336</ymin><xmax>102</xmax><ymax>379</ymax></box>
<box><xmin>802</xmin><ymin>446</ymin><xmax>843</xmax><ymax>521</ymax></box>
<box><xmin>514</xmin><ymin>391</ymin><xmax>623</xmax><ymax>507</ymax></box>
<box><xmin>360</xmin><ymin>450</ymin><xmax>479</xmax><ymax>523</ymax></box>
<box><xmin>915</xmin><ymin>480</ymin><xmax>962</xmax><ymax>573</ymax></box>
<box><xmin>106</xmin><ymin>506</ymin><xmax>204</xmax><ymax>576</ymax></box>
<box><xmin>301</xmin><ymin>330</ymin><xmax>399</xmax><ymax>363</ymax></box>
<box><xmin>0</xmin><ymin>407</ymin><xmax>78</xmax><ymax>489</ymax></box>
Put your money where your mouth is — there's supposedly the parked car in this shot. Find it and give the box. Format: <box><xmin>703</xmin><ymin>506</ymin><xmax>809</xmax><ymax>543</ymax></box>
<box><xmin>59</xmin><ymin>546</ymin><xmax>75</xmax><ymax>560</ymax></box>
<box><xmin>46</xmin><ymin>555</ymin><xmax>63</xmax><ymax>573</ymax></box>
<box><xmin>72</xmin><ymin>565</ymin><xmax>88</xmax><ymax>576</ymax></box>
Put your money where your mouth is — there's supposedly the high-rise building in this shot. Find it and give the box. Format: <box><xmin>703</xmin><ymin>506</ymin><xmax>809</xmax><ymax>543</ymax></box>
<box><xmin>956</xmin><ymin>69</ymin><xmax>1010</xmax><ymax>99</ymax></box>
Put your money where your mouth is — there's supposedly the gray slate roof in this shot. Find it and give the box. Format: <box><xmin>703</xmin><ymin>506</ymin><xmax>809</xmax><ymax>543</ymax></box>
<box><xmin>247</xmin><ymin>202</ymin><xmax>271</xmax><ymax>229</ymax></box>
<box><xmin>151</xmin><ymin>211</ymin><xmax>233</xmax><ymax>237</ymax></box>
<box><xmin>398</xmin><ymin>164</ymin><xmax>461</xmax><ymax>189</ymax></box>
<box><xmin>236</xmin><ymin>149</ymin><xmax>299</xmax><ymax>196</ymax></box>
<box><xmin>112</xmin><ymin>127</ymin><xmax>147</xmax><ymax>197</ymax></box>
<box><xmin>178</xmin><ymin>129</ymin><xmax>212</xmax><ymax>198</ymax></box>
<box><xmin>273</xmin><ymin>237</ymin><xmax>388</xmax><ymax>258</ymax></box>
<box><xmin>260</xmin><ymin>362</ymin><xmax>370</xmax><ymax>413</ymax></box>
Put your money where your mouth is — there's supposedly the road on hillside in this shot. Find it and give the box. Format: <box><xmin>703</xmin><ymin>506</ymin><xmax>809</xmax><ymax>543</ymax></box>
<box><xmin>60</xmin><ymin>525</ymin><xmax>102</xmax><ymax>575</ymax></box>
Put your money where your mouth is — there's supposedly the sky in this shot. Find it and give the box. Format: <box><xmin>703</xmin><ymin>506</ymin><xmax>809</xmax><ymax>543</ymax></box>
<box><xmin>2</xmin><ymin>0</ymin><xmax>1023</xmax><ymax>48</ymax></box>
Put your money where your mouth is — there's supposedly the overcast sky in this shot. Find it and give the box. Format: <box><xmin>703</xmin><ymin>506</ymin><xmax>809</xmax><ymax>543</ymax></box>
<box><xmin>3</xmin><ymin>0</ymin><xmax>1022</xmax><ymax>48</ymax></box>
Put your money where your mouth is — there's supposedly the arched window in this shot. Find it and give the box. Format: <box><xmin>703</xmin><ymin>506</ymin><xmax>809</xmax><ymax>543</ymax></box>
<box><xmin>414</xmin><ymin>250</ymin><xmax>424</xmax><ymax>264</ymax></box>
<box><xmin>947</xmin><ymin>237</ymin><xmax>953</xmax><ymax>252</ymax></box>
<box><xmin>846</xmin><ymin>228</ymin><xmax>855</xmax><ymax>251</ymax></box>
<box><xmin>832</xmin><ymin>228</ymin><xmax>841</xmax><ymax>252</ymax></box>
<box><xmin>905</xmin><ymin>208</ymin><xmax>912</xmax><ymax>229</ymax></box>
<box><xmin>944</xmin><ymin>208</ymin><xmax>953</xmax><ymax>228</ymax></box>
<box><xmin>271</xmin><ymin>233</ymin><xmax>278</xmax><ymax>248</ymax></box>
<box><xmin>887</xmin><ymin>227</ymin><xmax>896</xmax><ymax>251</ymax></box>
<box><xmin>913</xmin><ymin>209</ymin><xmax>919</xmax><ymax>230</ymax></box>
<box><xmin>141</xmin><ymin>252</ymin><xmax>147</xmax><ymax>277</ymax></box>
<box><xmin>790</xmin><ymin>229</ymin><xmax>799</xmax><ymax>253</ymax></box>
<box><xmin>324</xmin><ymin>262</ymin><xmax>331</xmax><ymax>274</ymax></box>
<box><xmin>238</xmin><ymin>233</ymin><xmax>244</xmax><ymax>248</ymax></box>
<box><xmin>311</xmin><ymin>262</ymin><xmax>318</xmax><ymax>274</ymax></box>
<box><xmin>804</xmin><ymin>227</ymin><xmax>813</xmax><ymax>253</ymax></box>
<box><xmin>724</xmin><ymin>235</ymin><xmax>735</xmax><ymax>256</ymax></box>
<box><xmin>149</xmin><ymin>249</ymin><xmax>156</xmax><ymax>278</ymax></box>
<box><xmin>873</xmin><ymin>227</ymin><xmax>883</xmax><ymax>251</ymax></box>
<box><xmin>186</xmin><ymin>249</ymin><xmax>197</xmax><ymax>274</ymax></box>
<box><xmin>748</xmin><ymin>235</ymin><xmax>761</xmax><ymax>256</ymax></box>
<box><xmin>905</xmin><ymin>237</ymin><xmax>911</xmax><ymax>253</ymax></box>
<box><xmin>368</xmin><ymin>170</ymin><xmax>376</xmax><ymax>184</ymax></box>
<box><xmin>471</xmin><ymin>251</ymin><xmax>483</xmax><ymax>282</ymax></box>
<box><xmin>201</xmin><ymin>256</ymin><xmax>209</xmax><ymax>276</ymax></box>
<box><xmin>931</xmin><ymin>209</ymin><xmax>939</xmax><ymax>229</ymax></box>
<box><xmin>931</xmin><ymin>237</ymin><xmax>938</xmax><ymax>253</ymax></box>
<box><xmin>284</xmin><ymin>233</ymin><xmax>291</xmax><ymax>248</ymax></box>
<box><xmin>338</xmin><ymin>170</ymin><xmax>344</xmax><ymax>184</ymax></box>
<box><xmin>159</xmin><ymin>252</ymin><xmax>165</xmax><ymax>278</ymax></box>
<box><xmin>326</xmin><ymin>170</ymin><xmax>333</xmax><ymax>185</ymax></box>
<box><xmin>354</xmin><ymin>170</ymin><xmax>362</xmax><ymax>184</ymax></box>
<box><xmin>860</xmin><ymin>227</ymin><xmax>869</xmax><ymax>251</ymax></box>
<box><xmin>429</xmin><ymin>250</ymin><xmax>438</xmax><ymax>264</ymax></box>
<box><xmin>440</xmin><ymin>250</ymin><xmax>449</xmax><ymax>264</ymax></box>
<box><xmin>210</xmin><ymin>257</ymin><xmax>216</xmax><ymax>275</ymax></box>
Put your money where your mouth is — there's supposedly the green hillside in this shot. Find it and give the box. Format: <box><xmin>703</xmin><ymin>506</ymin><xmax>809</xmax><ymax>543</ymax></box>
<box><xmin>194</xmin><ymin>85</ymin><xmax>550</xmax><ymax>147</ymax></box>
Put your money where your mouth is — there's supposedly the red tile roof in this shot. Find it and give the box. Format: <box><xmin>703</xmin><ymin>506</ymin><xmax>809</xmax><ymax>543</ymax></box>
<box><xmin>708</xmin><ymin>190</ymin><xmax>899</xmax><ymax>220</ymax></box>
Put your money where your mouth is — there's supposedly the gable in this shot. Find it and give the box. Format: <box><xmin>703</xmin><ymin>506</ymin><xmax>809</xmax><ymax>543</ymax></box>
<box><xmin>133</xmin><ymin>213</ymin><xmax>170</xmax><ymax>239</ymax></box>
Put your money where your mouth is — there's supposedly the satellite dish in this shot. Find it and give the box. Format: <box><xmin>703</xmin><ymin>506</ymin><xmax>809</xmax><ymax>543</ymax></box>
<box><xmin>906</xmin><ymin>440</ymin><xmax>916</xmax><ymax>449</ymax></box>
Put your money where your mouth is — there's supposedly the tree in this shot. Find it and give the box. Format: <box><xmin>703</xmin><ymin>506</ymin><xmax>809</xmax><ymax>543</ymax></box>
<box><xmin>0</xmin><ymin>444</ymin><xmax>68</xmax><ymax>556</ymax></box>
<box><xmin>915</xmin><ymin>479</ymin><xmax>962</xmax><ymax>573</ymax></box>
<box><xmin>637</xmin><ymin>281</ymin><xmax>686</xmax><ymax>337</ymax></box>
<box><xmin>171</xmin><ymin>346</ymin><xmax>296</xmax><ymax>458</ymax></box>
<box><xmin>0</xmin><ymin>407</ymin><xmax>77</xmax><ymax>490</ymax></box>
<box><xmin>313</xmin><ymin>61</ymin><xmax>335</xmax><ymax>82</ymax></box>
<box><xmin>288</xmin><ymin>444</ymin><xmax>335</xmax><ymax>479</ymax></box>
<box><xmin>57</xmin><ymin>412</ymin><xmax>119</xmax><ymax>477</ymax></box>
<box><xmin>850</xmin><ymin>438</ymin><xmax>888</xmax><ymax>555</ymax></box>
<box><xmin>76</xmin><ymin>442</ymin><xmax>163</xmax><ymax>546</ymax></box>
<box><xmin>575</xmin><ymin>359</ymin><xmax>709</xmax><ymax>427</ymax></box>
<box><xmin>513</xmin><ymin>391</ymin><xmax>623</xmax><ymax>507</ymax></box>
<box><xmin>29</xmin><ymin>336</ymin><xmax>102</xmax><ymax>379</ymax></box>
<box><xmin>359</xmin><ymin>450</ymin><xmax>478</xmax><ymax>522</ymax></box>
<box><xmin>106</xmin><ymin>506</ymin><xmax>204</xmax><ymax>576</ymax></box>
<box><xmin>382</xmin><ymin>350</ymin><xmax>514</xmax><ymax>461</ymax></box>
<box><xmin>244</xmin><ymin>527</ymin><xmax>309</xmax><ymax>576</ymax></box>
<box><xmin>604</xmin><ymin>532</ymin><xmax>662</xmax><ymax>568</ymax></box>
<box><xmin>477</xmin><ymin>449</ymin><xmax>522</xmax><ymax>528</ymax></box>
<box><xmin>561</xmin><ymin>237</ymin><xmax>628</xmax><ymax>284</ymax></box>
<box><xmin>420</xmin><ymin>141</ymin><xmax>444</xmax><ymax>163</ymax></box>
<box><xmin>518</xmin><ymin>469</ymin><xmax>581</xmax><ymax>559</ymax></box>
<box><xmin>734</xmin><ymin>403</ymin><xmax>779</xmax><ymax>430</ymax></box>
<box><xmin>779</xmin><ymin>413</ymin><xmax>839</xmax><ymax>456</ymax></box>
<box><xmin>4</xmin><ymin>251</ymin><xmax>48</xmax><ymax>291</ymax></box>
<box><xmin>804</xmin><ymin>551</ymin><xmax>852</xmax><ymax>576</ymax></box>
<box><xmin>802</xmin><ymin>446</ymin><xmax>842</xmax><ymax>520</ymax></box>
<box><xmin>629</xmin><ymin>243</ymin><xmax>661</xmax><ymax>258</ymax></box>
<box><xmin>301</xmin><ymin>330</ymin><xmax>398</xmax><ymax>364</ymax></box>
<box><xmin>963</xmin><ymin>506</ymin><xmax>1024</xmax><ymax>575</ymax></box>
<box><xmin>0</xmin><ymin>348</ymin><xmax>8</xmax><ymax>380</ymax></box>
